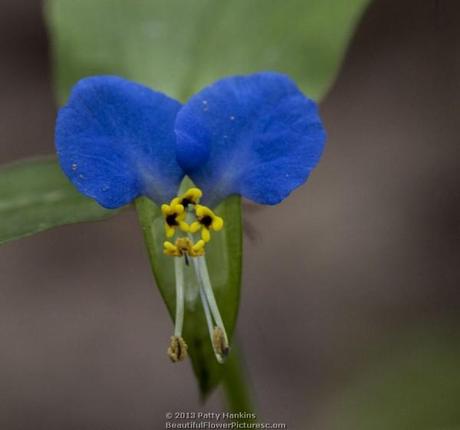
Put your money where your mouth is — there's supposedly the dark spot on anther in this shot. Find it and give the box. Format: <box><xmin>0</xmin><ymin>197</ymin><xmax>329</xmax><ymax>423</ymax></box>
<box><xmin>200</xmin><ymin>215</ymin><xmax>213</xmax><ymax>227</ymax></box>
<box><xmin>181</xmin><ymin>198</ymin><xmax>192</xmax><ymax>208</ymax></box>
<box><xmin>166</xmin><ymin>214</ymin><xmax>178</xmax><ymax>226</ymax></box>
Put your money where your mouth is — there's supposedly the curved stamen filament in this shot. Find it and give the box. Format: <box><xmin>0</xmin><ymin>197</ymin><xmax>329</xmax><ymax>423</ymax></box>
<box><xmin>199</xmin><ymin>286</ymin><xmax>215</xmax><ymax>349</ymax></box>
<box><xmin>167</xmin><ymin>256</ymin><xmax>188</xmax><ymax>363</ymax></box>
<box><xmin>192</xmin><ymin>255</ymin><xmax>229</xmax><ymax>363</ymax></box>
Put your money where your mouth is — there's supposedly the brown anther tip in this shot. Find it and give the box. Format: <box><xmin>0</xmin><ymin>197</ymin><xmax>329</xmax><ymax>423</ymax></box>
<box><xmin>167</xmin><ymin>336</ymin><xmax>188</xmax><ymax>363</ymax></box>
<box><xmin>212</xmin><ymin>326</ymin><xmax>230</xmax><ymax>360</ymax></box>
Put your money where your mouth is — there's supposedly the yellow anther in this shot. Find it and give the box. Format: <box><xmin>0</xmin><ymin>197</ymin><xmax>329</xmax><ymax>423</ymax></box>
<box><xmin>190</xmin><ymin>239</ymin><xmax>206</xmax><ymax>257</ymax></box>
<box><xmin>161</xmin><ymin>202</ymin><xmax>189</xmax><ymax>237</ymax></box>
<box><xmin>171</xmin><ymin>187</ymin><xmax>203</xmax><ymax>208</ymax></box>
<box><xmin>191</xmin><ymin>204</ymin><xmax>224</xmax><ymax>242</ymax></box>
<box><xmin>163</xmin><ymin>238</ymin><xmax>206</xmax><ymax>258</ymax></box>
<box><xmin>163</xmin><ymin>240</ymin><xmax>181</xmax><ymax>257</ymax></box>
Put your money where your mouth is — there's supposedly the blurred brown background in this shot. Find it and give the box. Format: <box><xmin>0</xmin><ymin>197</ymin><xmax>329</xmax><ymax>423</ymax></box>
<box><xmin>0</xmin><ymin>0</ymin><xmax>459</xmax><ymax>429</ymax></box>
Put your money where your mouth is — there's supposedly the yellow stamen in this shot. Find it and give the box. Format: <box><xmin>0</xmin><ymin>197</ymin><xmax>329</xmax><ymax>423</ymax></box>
<box><xmin>193</xmin><ymin>204</ymin><xmax>224</xmax><ymax>242</ymax></box>
<box><xmin>190</xmin><ymin>239</ymin><xmax>206</xmax><ymax>257</ymax></box>
<box><xmin>163</xmin><ymin>240</ymin><xmax>181</xmax><ymax>257</ymax></box>
<box><xmin>161</xmin><ymin>202</ymin><xmax>188</xmax><ymax>237</ymax></box>
<box><xmin>171</xmin><ymin>187</ymin><xmax>203</xmax><ymax>208</ymax></box>
<box><xmin>163</xmin><ymin>238</ymin><xmax>205</xmax><ymax>257</ymax></box>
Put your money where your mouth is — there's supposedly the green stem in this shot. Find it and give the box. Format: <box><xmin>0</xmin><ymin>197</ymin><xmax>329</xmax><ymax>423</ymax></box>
<box><xmin>222</xmin><ymin>342</ymin><xmax>255</xmax><ymax>421</ymax></box>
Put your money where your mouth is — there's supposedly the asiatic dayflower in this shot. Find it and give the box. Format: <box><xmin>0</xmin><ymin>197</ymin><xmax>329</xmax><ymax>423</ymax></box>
<box><xmin>55</xmin><ymin>72</ymin><xmax>326</xmax><ymax>363</ymax></box>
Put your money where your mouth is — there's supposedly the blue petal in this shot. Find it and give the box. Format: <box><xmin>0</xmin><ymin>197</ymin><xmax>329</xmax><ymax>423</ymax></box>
<box><xmin>56</xmin><ymin>76</ymin><xmax>184</xmax><ymax>209</ymax></box>
<box><xmin>175</xmin><ymin>72</ymin><xmax>326</xmax><ymax>206</ymax></box>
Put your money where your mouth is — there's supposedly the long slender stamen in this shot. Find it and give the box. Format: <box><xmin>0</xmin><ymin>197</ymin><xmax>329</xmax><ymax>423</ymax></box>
<box><xmin>192</xmin><ymin>255</ymin><xmax>230</xmax><ymax>362</ymax></box>
<box><xmin>196</xmin><ymin>256</ymin><xmax>228</xmax><ymax>339</ymax></box>
<box><xmin>199</xmin><ymin>287</ymin><xmax>216</xmax><ymax>345</ymax></box>
<box><xmin>168</xmin><ymin>257</ymin><xmax>188</xmax><ymax>362</ymax></box>
<box><xmin>199</xmin><ymin>285</ymin><xmax>228</xmax><ymax>364</ymax></box>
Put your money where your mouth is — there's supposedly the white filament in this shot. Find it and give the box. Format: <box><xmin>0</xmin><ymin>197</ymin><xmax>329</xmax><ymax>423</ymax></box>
<box><xmin>192</xmin><ymin>255</ymin><xmax>229</xmax><ymax>362</ymax></box>
<box><xmin>174</xmin><ymin>257</ymin><xmax>185</xmax><ymax>337</ymax></box>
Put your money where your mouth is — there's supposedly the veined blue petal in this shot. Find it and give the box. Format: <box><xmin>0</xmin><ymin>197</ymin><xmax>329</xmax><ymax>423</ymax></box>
<box><xmin>56</xmin><ymin>76</ymin><xmax>184</xmax><ymax>209</ymax></box>
<box><xmin>175</xmin><ymin>72</ymin><xmax>326</xmax><ymax>207</ymax></box>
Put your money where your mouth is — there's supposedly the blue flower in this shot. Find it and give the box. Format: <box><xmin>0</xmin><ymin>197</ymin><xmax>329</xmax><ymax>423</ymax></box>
<box><xmin>56</xmin><ymin>72</ymin><xmax>325</xmax><ymax>210</ymax></box>
<box><xmin>55</xmin><ymin>71</ymin><xmax>326</xmax><ymax>363</ymax></box>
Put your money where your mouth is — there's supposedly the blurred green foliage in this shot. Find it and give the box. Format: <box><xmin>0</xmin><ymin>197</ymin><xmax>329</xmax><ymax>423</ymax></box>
<box><xmin>47</xmin><ymin>0</ymin><xmax>370</xmax><ymax>103</ymax></box>
<box><xmin>325</xmin><ymin>325</ymin><xmax>460</xmax><ymax>430</ymax></box>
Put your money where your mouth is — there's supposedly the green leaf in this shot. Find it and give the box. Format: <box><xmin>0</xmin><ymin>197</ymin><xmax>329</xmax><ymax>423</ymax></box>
<box><xmin>0</xmin><ymin>157</ymin><xmax>117</xmax><ymax>245</ymax></box>
<box><xmin>46</xmin><ymin>0</ymin><xmax>370</xmax><ymax>103</ymax></box>
<box><xmin>135</xmin><ymin>195</ymin><xmax>242</xmax><ymax>394</ymax></box>
<box><xmin>325</xmin><ymin>326</ymin><xmax>460</xmax><ymax>430</ymax></box>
